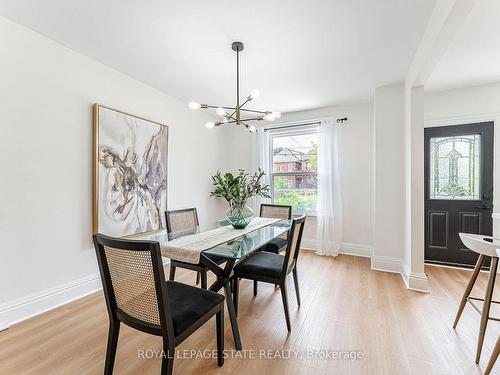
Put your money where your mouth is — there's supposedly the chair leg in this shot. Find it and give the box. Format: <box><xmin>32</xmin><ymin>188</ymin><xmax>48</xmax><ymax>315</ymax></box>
<box><xmin>280</xmin><ymin>280</ymin><xmax>292</xmax><ymax>332</ymax></box>
<box><xmin>292</xmin><ymin>268</ymin><xmax>301</xmax><ymax>306</ymax></box>
<box><xmin>201</xmin><ymin>270</ymin><xmax>208</xmax><ymax>290</ymax></box>
<box><xmin>196</xmin><ymin>272</ymin><xmax>200</xmax><ymax>285</ymax></box>
<box><xmin>253</xmin><ymin>280</ymin><xmax>258</xmax><ymax>296</ymax></box>
<box><xmin>233</xmin><ymin>277</ymin><xmax>239</xmax><ymax>317</ymax></box>
<box><xmin>453</xmin><ymin>254</ymin><xmax>485</xmax><ymax>328</ymax></box>
<box><xmin>476</xmin><ymin>257</ymin><xmax>498</xmax><ymax>364</ymax></box>
<box><xmin>216</xmin><ymin>307</ymin><xmax>224</xmax><ymax>367</ymax></box>
<box><xmin>104</xmin><ymin>319</ymin><xmax>120</xmax><ymax>375</ymax></box>
<box><xmin>485</xmin><ymin>336</ymin><xmax>500</xmax><ymax>375</ymax></box>
<box><xmin>168</xmin><ymin>264</ymin><xmax>176</xmax><ymax>281</ymax></box>
<box><xmin>161</xmin><ymin>340</ymin><xmax>175</xmax><ymax>375</ymax></box>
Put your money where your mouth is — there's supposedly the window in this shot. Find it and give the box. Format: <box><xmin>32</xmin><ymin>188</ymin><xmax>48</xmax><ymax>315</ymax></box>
<box><xmin>429</xmin><ymin>134</ymin><xmax>481</xmax><ymax>200</ymax></box>
<box><xmin>266</xmin><ymin>125</ymin><xmax>319</xmax><ymax>215</ymax></box>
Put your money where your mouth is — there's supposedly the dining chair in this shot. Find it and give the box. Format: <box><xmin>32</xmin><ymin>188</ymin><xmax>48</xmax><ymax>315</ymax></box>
<box><xmin>232</xmin><ymin>214</ymin><xmax>306</xmax><ymax>331</ymax></box>
<box><xmin>165</xmin><ymin>208</ymin><xmax>226</xmax><ymax>288</ymax></box>
<box><xmin>259</xmin><ymin>203</ymin><xmax>292</xmax><ymax>254</ymax></box>
<box><xmin>93</xmin><ymin>234</ymin><xmax>225</xmax><ymax>375</ymax></box>
<box><xmin>254</xmin><ymin>203</ymin><xmax>293</xmax><ymax>295</ymax></box>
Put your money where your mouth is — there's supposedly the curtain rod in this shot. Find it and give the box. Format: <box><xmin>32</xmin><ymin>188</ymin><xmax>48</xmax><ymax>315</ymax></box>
<box><xmin>263</xmin><ymin>117</ymin><xmax>348</xmax><ymax>132</ymax></box>
<box><xmin>263</xmin><ymin>121</ymin><xmax>321</xmax><ymax>132</ymax></box>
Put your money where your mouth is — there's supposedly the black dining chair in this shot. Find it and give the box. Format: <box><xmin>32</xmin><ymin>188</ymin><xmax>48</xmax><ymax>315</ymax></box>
<box><xmin>254</xmin><ymin>203</ymin><xmax>293</xmax><ymax>294</ymax></box>
<box><xmin>93</xmin><ymin>234</ymin><xmax>225</xmax><ymax>375</ymax></box>
<box><xmin>232</xmin><ymin>214</ymin><xmax>306</xmax><ymax>332</ymax></box>
<box><xmin>165</xmin><ymin>208</ymin><xmax>226</xmax><ymax>289</ymax></box>
<box><xmin>259</xmin><ymin>203</ymin><xmax>292</xmax><ymax>254</ymax></box>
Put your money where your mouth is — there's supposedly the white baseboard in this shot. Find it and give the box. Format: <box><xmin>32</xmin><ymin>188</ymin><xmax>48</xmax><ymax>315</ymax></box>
<box><xmin>301</xmin><ymin>240</ymin><xmax>373</xmax><ymax>258</ymax></box>
<box><xmin>371</xmin><ymin>255</ymin><xmax>403</xmax><ymax>274</ymax></box>
<box><xmin>401</xmin><ymin>262</ymin><xmax>429</xmax><ymax>293</ymax></box>
<box><xmin>300</xmin><ymin>238</ymin><xmax>317</xmax><ymax>251</ymax></box>
<box><xmin>340</xmin><ymin>242</ymin><xmax>373</xmax><ymax>258</ymax></box>
<box><xmin>371</xmin><ymin>258</ymin><xmax>429</xmax><ymax>293</ymax></box>
<box><xmin>0</xmin><ymin>274</ymin><xmax>102</xmax><ymax>330</ymax></box>
<box><xmin>0</xmin><ymin>257</ymin><xmax>171</xmax><ymax>330</ymax></box>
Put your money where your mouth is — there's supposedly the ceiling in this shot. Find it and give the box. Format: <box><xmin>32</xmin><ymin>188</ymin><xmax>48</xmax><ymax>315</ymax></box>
<box><xmin>0</xmin><ymin>0</ymin><xmax>436</xmax><ymax>113</ymax></box>
<box><xmin>426</xmin><ymin>0</ymin><xmax>500</xmax><ymax>92</ymax></box>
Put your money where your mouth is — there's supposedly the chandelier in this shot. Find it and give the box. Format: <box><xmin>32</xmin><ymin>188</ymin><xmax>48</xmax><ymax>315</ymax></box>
<box><xmin>188</xmin><ymin>41</ymin><xmax>281</xmax><ymax>133</ymax></box>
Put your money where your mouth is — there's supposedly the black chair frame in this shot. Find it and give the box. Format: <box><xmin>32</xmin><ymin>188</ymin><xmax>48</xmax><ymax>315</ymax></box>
<box><xmin>165</xmin><ymin>208</ymin><xmax>225</xmax><ymax>288</ymax></box>
<box><xmin>232</xmin><ymin>215</ymin><xmax>306</xmax><ymax>332</ymax></box>
<box><xmin>93</xmin><ymin>234</ymin><xmax>224</xmax><ymax>375</ymax></box>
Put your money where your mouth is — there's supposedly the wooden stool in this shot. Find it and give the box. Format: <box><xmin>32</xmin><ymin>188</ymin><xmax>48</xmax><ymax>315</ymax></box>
<box><xmin>485</xmin><ymin>336</ymin><xmax>500</xmax><ymax>375</ymax></box>
<box><xmin>453</xmin><ymin>233</ymin><xmax>499</xmax><ymax>364</ymax></box>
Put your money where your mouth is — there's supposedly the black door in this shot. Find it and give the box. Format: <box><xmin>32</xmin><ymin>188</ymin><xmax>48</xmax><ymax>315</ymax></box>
<box><xmin>424</xmin><ymin>122</ymin><xmax>494</xmax><ymax>268</ymax></box>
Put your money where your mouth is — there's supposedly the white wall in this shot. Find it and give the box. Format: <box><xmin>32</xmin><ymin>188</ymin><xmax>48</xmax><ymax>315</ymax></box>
<box><xmin>255</xmin><ymin>102</ymin><xmax>374</xmax><ymax>253</ymax></box>
<box><xmin>0</xmin><ymin>17</ymin><xmax>247</xmax><ymax>318</ymax></box>
<box><xmin>373</xmin><ymin>84</ymin><xmax>406</xmax><ymax>266</ymax></box>
<box><xmin>425</xmin><ymin>82</ymin><xmax>500</xmax><ymax>211</ymax></box>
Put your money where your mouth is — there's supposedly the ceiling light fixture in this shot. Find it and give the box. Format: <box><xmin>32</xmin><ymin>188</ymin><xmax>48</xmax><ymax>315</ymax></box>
<box><xmin>189</xmin><ymin>41</ymin><xmax>280</xmax><ymax>133</ymax></box>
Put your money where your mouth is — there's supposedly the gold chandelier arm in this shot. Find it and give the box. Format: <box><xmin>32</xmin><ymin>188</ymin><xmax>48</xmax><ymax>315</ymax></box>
<box><xmin>228</xmin><ymin>109</ymin><xmax>237</xmax><ymax>119</ymax></box>
<box><xmin>203</xmin><ymin>105</ymin><xmax>237</xmax><ymax>110</ymax></box>
<box><xmin>239</xmin><ymin>97</ymin><xmax>251</xmax><ymax>109</ymax></box>
<box><xmin>239</xmin><ymin>108</ymin><xmax>269</xmax><ymax>114</ymax></box>
<box><xmin>238</xmin><ymin>116</ymin><xmax>264</xmax><ymax>122</ymax></box>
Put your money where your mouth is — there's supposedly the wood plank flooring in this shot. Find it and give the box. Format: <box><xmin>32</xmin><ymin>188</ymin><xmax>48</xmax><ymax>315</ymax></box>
<box><xmin>1</xmin><ymin>252</ymin><xmax>499</xmax><ymax>374</ymax></box>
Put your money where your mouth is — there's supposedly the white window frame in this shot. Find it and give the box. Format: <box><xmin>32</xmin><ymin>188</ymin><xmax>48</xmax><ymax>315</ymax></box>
<box><xmin>263</xmin><ymin>122</ymin><xmax>319</xmax><ymax>215</ymax></box>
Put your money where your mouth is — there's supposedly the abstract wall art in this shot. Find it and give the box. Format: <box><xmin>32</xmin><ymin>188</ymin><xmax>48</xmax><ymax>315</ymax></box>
<box><xmin>93</xmin><ymin>104</ymin><xmax>168</xmax><ymax>237</ymax></box>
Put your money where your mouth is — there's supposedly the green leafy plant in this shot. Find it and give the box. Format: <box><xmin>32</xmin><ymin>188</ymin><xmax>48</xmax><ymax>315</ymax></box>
<box><xmin>210</xmin><ymin>168</ymin><xmax>271</xmax><ymax>207</ymax></box>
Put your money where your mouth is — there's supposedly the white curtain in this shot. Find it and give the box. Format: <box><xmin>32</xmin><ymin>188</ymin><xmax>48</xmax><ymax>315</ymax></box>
<box><xmin>258</xmin><ymin>129</ymin><xmax>272</xmax><ymax>205</ymax></box>
<box><xmin>316</xmin><ymin>119</ymin><xmax>342</xmax><ymax>256</ymax></box>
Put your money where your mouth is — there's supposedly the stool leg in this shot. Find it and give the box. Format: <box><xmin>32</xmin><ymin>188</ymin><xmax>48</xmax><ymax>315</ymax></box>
<box><xmin>476</xmin><ymin>257</ymin><xmax>498</xmax><ymax>364</ymax></box>
<box><xmin>453</xmin><ymin>254</ymin><xmax>485</xmax><ymax>328</ymax></box>
<box><xmin>485</xmin><ymin>336</ymin><xmax>500</xmax><ymax>375</ymax></box>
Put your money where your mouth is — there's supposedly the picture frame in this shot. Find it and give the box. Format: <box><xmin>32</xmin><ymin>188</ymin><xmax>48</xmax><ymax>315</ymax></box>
<box><xmin>92</xmin><ymin>104</ymin><xmax>168</xmax><ymax>237</ymax></box>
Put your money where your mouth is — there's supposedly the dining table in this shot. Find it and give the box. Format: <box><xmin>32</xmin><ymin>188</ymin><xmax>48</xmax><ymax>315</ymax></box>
<box><xmin>133</xmin><ymin>217</ymin><xmax>293</xmax><ymax>351</ymax></box>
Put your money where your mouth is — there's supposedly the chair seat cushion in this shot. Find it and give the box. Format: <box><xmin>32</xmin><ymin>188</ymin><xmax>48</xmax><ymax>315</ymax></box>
<box><xmin>262</xmin><ymin>237</ymin><xmax>288</xmax><ymax>254</ymax></box>
<box><xmin>233</xmin><ymin>251</ymin><xmax>285</xmax><ymax>279</ymax></box>
<box><xmin>166</xmin><ymin>281</ymin><xmax>224</xmax><ymax>337</ymax></box>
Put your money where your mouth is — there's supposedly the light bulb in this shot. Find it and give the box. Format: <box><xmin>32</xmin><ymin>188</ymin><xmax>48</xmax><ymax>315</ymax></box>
<box><xmin>250</xmin><ymin>89</ymin><xmax>260</xmax><ymax>100</ymax></box>
<box><xmin>272</xmin><ymin>111</ymin><xmax>282</xmax><ymax>119</ymax></box>
<box><xmin>188</xmin><ymin>101</ymin><xmax>201</xmax><ymax>110</ymax></box>
<box><xmin>248</xmin><ymin>125</ymin><xmax>257</xmax><ymax>133</ymax></box>
<box><xmin>216</xmin><ymin>107</ymin><xmax>226</xmax><ymax>116</ymax></box>
<box><xmin>263</xmin><ymin>113</ymin><xmax>275</xmax><ymax>121</ymax></box>
<box><xmin>205</xmin><ymin>122</ymin><xmax>215</xmax><ymax>129</ymax></box>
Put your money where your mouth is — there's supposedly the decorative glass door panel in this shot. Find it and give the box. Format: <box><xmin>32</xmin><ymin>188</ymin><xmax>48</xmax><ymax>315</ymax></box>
<box><xmin>429</xmin><ymin>135</ymin><xmax>481</xmax><ymax>200</ymax></box>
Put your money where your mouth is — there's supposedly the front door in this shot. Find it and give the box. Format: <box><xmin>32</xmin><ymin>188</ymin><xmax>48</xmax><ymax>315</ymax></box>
<box><xmin>424</xmin><ymin>122</ymin><xmax>494</xmax><ymax>268</ymax></box>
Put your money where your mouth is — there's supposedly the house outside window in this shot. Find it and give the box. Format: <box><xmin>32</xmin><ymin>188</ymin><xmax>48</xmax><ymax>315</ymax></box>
<box><xmin>265</xmin><ymin>124</ymin><xmax>319</xmax><ymax>215</ymax></box>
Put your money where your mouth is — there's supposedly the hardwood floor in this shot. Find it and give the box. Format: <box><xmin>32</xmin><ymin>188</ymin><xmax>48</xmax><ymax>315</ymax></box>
<box><xmin>1</xmin><ymin>252</ymin><xmax>499</xmax><ymax>374</ymax></box>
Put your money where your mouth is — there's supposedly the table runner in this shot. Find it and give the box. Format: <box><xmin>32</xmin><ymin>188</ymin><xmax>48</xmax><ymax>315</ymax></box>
<box><xmin>160</xmin><ymin>217</ymin><xmax>281</xmax><ymax>264</ymax></box>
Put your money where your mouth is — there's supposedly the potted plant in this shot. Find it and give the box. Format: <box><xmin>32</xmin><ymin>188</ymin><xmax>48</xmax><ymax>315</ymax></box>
<box><xmin>211</xmin><ymin>169</ymin><xmax>270</xmax><ymax>229</ymax></box>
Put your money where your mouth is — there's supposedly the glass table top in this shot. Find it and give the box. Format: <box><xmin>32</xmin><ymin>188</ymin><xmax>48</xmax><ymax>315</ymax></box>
<box><xmin>136</xmin><ymin>219</ymin><xmax>292</xmax><ymax>260</ymax></box>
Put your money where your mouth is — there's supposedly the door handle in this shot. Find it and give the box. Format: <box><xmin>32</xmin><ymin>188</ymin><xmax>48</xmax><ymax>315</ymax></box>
<box><xmin>472</xmin><ymin>204</ymin><xmax>492</xmax><ymax>209</ymax></box>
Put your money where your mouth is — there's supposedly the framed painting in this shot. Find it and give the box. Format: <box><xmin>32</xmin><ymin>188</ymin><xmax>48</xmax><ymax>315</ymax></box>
<box><xmin>93</xmin><ymin>104</ymin><xmax>168</xmax><ymax>237</ymax></box>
